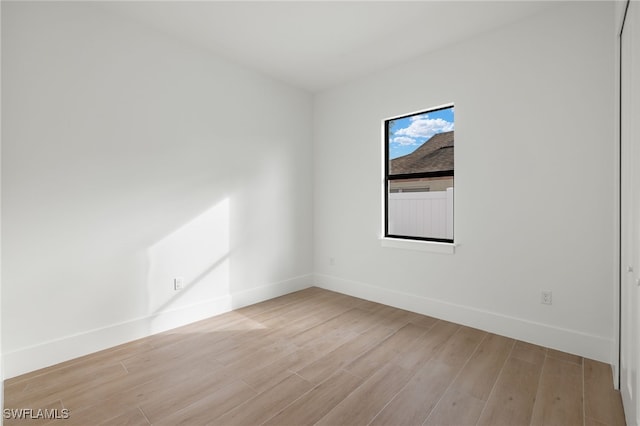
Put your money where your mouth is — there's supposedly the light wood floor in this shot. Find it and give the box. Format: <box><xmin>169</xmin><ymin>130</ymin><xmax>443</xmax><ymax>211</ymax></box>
<box><xmin>4</xmin><ymin>287</ymin><xmax>626</xmax><ymax>426</ymax></box>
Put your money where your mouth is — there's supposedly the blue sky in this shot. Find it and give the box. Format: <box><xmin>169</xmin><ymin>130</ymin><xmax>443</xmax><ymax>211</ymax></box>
<box><xmin>388</xmin><ymin>106</ymin><xmax>454</xmax><ymax>159</ymax></box>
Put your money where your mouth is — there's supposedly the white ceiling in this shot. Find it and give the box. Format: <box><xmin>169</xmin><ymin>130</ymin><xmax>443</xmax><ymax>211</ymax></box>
<box><xmin>101</xmin><ymin>1</ymin><xmax>556</xmax><ymax>92</ymax></box>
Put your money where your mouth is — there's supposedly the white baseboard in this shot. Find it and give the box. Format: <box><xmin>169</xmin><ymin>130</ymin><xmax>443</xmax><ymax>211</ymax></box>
<box><xmin>314</xmin><ymin>273</ymin><xmax>613</xmax><ymax>364</ymax></box>
<box><xmin>3</xmin><ymin>274</ymin><xmax>312</xmax><ymax>379</ymax></box>
<box><xmin>5</xmin><ymin>272</ymin><xmax>612</xmax><ymax>379</ymax></box>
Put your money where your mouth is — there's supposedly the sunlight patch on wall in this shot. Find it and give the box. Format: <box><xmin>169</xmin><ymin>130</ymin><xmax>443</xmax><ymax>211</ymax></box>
<box><xmin>146</xmin><ymin>198</ymin><xmax>231</xmax><ymax>316</ymax></box>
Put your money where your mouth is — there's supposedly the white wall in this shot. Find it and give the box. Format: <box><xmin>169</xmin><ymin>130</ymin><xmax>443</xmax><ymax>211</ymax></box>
<box><xmin>1</xmin><ymin>2</ymin><xmax>313</xmax><ymax>378</ymax></box>
<box><xmin>313</xmin><ymin>2</ymin><xmax>616</xmax><ymax>362</ymax></box>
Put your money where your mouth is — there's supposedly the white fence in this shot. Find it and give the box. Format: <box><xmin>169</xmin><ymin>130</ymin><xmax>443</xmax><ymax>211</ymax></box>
<box><xmin>388</xmin><ymin>188</ymin><xmax>453</xmax><ymax>240</ymax></box>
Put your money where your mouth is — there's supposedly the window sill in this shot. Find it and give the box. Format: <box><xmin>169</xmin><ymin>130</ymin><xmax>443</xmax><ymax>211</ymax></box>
<box><xmin>380</xmin><ymin>237</ymin><xmax>456</xmax><ymax>254</ymax></box>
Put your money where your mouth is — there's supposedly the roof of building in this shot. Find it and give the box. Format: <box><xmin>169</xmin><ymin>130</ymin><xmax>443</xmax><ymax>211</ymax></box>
<box><xmin>389</xmin><ymin>131</ymin><xmax>454</xmax><ymax>175</ymax></box>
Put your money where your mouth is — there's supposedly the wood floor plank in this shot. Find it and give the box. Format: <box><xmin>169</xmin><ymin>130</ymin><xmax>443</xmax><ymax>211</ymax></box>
<box><xmin>430</xmin><ymin>326</ymin><xmax>486</xmax><ymax>367</ymax></box>
<box><xmin>6</xmin><ymin>362</ymin><xmax>129</xmax><ymax>409</ymax></box>
<box><xmin>137</xmin><ymin>365</ymin><xmax>239</xmax><ymax>424</ymax></box>
<box><xmin>476</xmin><ymin>356</ymin><xmax>543</xmax><ymax>425</ymax></box>
<box><xmin>289</xmin><ymin>308</ymin><xmax>378</xmax><ymax>345</ymax></box>
<box><xmin>315</xmin><ymin>362</ymin><xmax>414</xmax><ymax>426</ymax></box>
<box><xmin>547</xmin><ymin>348</ymin><xmax>583</xmax><ymax>365</ymax></box>
<box><xmin>350</xmin><ymin>298</ymin><xmax>385</xmax><ymax>312</ymax></box>
<box><xmin>64</xmin><ymin>348</ymin><xmax>224</xmax><ymax>406</ymax></box>
<box><xmin>406</xmin><ymin>312</ymin><xmax>439</xmax><ymax>330</ymax></box>
<box><xmin>453</xmin><ymin>333</ymin><xmax>515</xmax><ymax>400</ymax></box>
<box><xmin>216</xmin><ymin>336</ymin><xmax>300</xmax><ymax>374</ymax></box>
<box><xmin>424</xmin><ymin>333</ymin><xmax>514</xmax><ymax>426</ymax></box>
<box><xmin>116</xmin><ymin>314</ymin><xmax>272</xmax><ymax>380</ymax></box>
<box><xmin>370</xmin><ymin>360</ymin><xmax>460</xmax><ymax>426</ymax></box>
<box><xmin>263</xmin><ymin>369</ymin><xmax>363</xmax><ymax>426</ymax></box>
<box><xmin>121</xmin><ymin>331</ymin><xmax>234</xmax><ymax>375</ymax></box>
<box><xmin>343</xmin><ymin>323</ymin><xmax>428</xmax><ymax>379</ymax></box>
<box><xmin>530</xmin><ymin>356</ymin><xmax>584</xmax><ymax>426</ymax></box>
<box><xmin>239</xmin><ymin>327</ymin><xmax>360</xmax><ymax>393</ymax></box>
<box><xmin>176</xmin><ymin>329</ymin><xmax>271</xmax><ymax>363</ymax></box>
<box><xmin>368</xmin><ymin>305</ymin><xmax>420</xmax><ymax>331</ymax></box>
<box><xmin>584</xmin><ymin>358</ymin><xmax>626</xmax><ymax>426</ymax></box>
<box><xmin>287</xmin><ymin>330</ymin><xmax>361</xmax><ymax>372</ymax></box>
<box><xmin>99</xmin><ymin>408</ymin><xmax>150</xmax><ymax>426</ymax></box>
<box><xmin>237</xmin><ymin>353</ymin><xmax>298</xmax><ymax>394</ymax></box>
<box><xmin>62</xmin><ymin>361</ymin><xmax>233</xmax><ymax>424</ymax></box>
<box><xmin>257</xmin><ymin>301</ymin><xmax>351</xmax><ymax>342</ymax></box>
<box><xmin>212</xmin><ymin>374</ymin><xmax>313</xmax><ymax>426</ymax></box>
<box><xmin>296</xmin><ymin>324</ymin><xmax>395</xmax><ymax>384</ymax></box>
<box><xmin>426</xmin><ymin>387</ymin><xmax>487</xmax><ymax>426</ymax></box>
<box><xmin>154</xmin><ymin>380</ymin><xmax>257</xmax><ymax>425</ymax></box>
<box><xmin>370</xmin><ymin>325</ymin><xmax>482</xmax><ymax>426</ymax></box>
<box><xmin>391</xmin><ymin>320</ymin><xmax>460</xmax><ymax>372</ymax></box>
<box><xmin>586</xmin><ymin>417</ymin><xmax>612</xmax><ymax>426</ymax></box>
<box><xmin>510</xmin><ymin>340</ymin><xmax>547</xmax><ymax>367</ymax></box>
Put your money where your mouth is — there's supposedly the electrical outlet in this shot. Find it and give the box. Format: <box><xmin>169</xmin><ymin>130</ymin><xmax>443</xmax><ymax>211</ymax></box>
<box><xmin>541</xmin><ymin>291</ymin><xmax>552</xmax><ymax>305</ymax></box>
<box><xmin>174</xmin><ymin>277</ymin><xmax>184</xmax><ymax>291</ymax></box>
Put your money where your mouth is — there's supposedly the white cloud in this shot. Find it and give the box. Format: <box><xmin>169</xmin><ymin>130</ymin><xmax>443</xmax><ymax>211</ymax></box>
<box><xmin>395</xmin><ymin>117</ymin><xmax>454</xmax><ymax>141</ymax></box>
<box><xmin>392</xmin><ymin>136</ymin><xmax>417</xmax><ymax>146</ymax></box>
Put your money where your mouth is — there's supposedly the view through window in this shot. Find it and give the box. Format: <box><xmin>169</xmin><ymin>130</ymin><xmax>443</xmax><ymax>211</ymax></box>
<box><xmin>385</xmin><ymin>104</ymin><xmax>454</xmax><ymax>242</ymax></box>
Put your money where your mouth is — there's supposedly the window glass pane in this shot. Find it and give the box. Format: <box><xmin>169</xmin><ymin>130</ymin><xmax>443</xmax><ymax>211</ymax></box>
<box><xmin>386</xmin><ymin>105</ymin><xmax>454</xmax><ymax>242</ymax></box>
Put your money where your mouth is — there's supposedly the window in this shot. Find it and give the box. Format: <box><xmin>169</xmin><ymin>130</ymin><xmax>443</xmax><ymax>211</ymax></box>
<box><xmin>384</xmin><ymin>104</ymin><xmax>454</xmax><ymax>243</ymax></box>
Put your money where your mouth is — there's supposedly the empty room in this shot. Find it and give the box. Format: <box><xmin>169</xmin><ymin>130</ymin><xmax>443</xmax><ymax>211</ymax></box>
<box><xmin>1</xmin><ymin>1</ymin><xmax>639</xmax><ymax>425</ymax></box>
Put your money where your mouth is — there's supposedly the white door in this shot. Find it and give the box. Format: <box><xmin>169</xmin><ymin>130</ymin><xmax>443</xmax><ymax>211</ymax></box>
<box><xmin>621</xmin><ymin>2</ymin><xmax>640</xmax><ymax>424</ymax></box>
